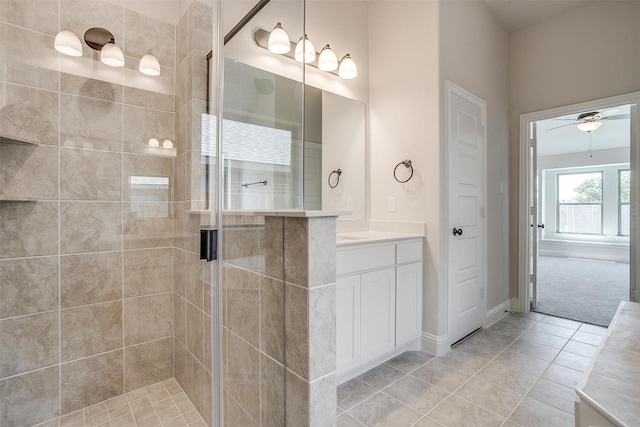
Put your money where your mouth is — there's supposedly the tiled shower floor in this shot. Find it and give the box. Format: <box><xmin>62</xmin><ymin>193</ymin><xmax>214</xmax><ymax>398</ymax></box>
<box><xmin>34</xmin><ymin>379</ymin><xmax>207</xmax><ymax>427</ymax></box>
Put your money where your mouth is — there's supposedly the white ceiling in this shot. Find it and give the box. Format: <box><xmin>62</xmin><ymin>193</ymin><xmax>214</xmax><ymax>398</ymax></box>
<box><xmin>536</xmin><ymin>104</ymin><xmax>631</xmax><ymax>157</ymax></box>
<box><xmin>481</xmin><ymin>0</ymin><xmax>597</xmax><ymax>32</ymax></box>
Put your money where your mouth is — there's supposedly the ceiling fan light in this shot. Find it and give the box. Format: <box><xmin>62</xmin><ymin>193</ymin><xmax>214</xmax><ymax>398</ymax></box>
<box><xmin>294</xmin><ymin>35</ymin><xmax>316</xmax><ymax>63</ymax></box>
<box><xmin>268</xmin><ymin>23</ymin><xmax>291</xmax><ymax>54</ymax></box>
<box><xmin>318</xmin><ymin>45</ymin><xmax>338</xmax><ymax>71</ymax></box>
<box><xmin>577</xmin><ymin>121</ymin><xmax>602</xmax><ymax>132</ymax></box>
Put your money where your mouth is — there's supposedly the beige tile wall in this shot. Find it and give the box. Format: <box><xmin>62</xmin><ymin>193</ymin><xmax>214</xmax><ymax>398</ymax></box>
<box><xmin>172</xmin><ymin>1</ymin><xmax>214</xmax><ymax>425</ymax></box>
<box><xmin>0</xmin><ymin>1</ymin><xmax>178</xmax><ymax>426</ymax></box>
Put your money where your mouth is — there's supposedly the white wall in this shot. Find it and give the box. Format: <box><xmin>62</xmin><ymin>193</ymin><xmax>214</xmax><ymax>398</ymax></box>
<box><xmin>440</xmin><ymin>0</ymin><xmax>511</xmax><ymax>316</ymax></box>
<box><xmin>368</xmin><ymin>0</ymin><xmax>441</xmax><ymax>334</ymax></box>
<box><xmin>509</xmin><ymin>1</ymin><xmax>640</xmax><ymax>297</ymax></box>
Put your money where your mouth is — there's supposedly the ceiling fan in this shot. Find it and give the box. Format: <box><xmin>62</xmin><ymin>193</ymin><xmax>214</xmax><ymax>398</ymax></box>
<box><xmin>546</xmin><ymin>108</ymin><xmax>630</xmax><ymax>132</ymax></box>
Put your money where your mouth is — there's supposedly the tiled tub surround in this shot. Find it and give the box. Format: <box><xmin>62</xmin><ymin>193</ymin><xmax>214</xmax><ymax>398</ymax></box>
<box><xmin>221</xmin><ymin>211</ymin><xmax>339</xmax><ymax>426</ymax></box>
<box><xmin>337</xmin><ymin>312</ymin><xmax>607</xmax><ymax>427</ymax></box>
<box><xmin>0</xmin><ymin>1</ymin><xmax>186</xmax><ymax>426</ymax></box>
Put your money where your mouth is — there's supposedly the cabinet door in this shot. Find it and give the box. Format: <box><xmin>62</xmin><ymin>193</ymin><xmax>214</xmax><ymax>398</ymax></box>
<box><xmin>336</xmin><ymin>275</ymin><xmax>361</xmax><ymax>375</ymax></box>
<box><xmin>396</xmin><ymin>262</ymin><xmax>423</xmax><ymax>346</ymax></box>
<box><xmin>360</xmin><ymin>267</ymin><xmax>396</xmax><ymax>364</ymax></box>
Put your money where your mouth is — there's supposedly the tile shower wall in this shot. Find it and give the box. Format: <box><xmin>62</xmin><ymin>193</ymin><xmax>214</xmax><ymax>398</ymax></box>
<box><xmin>0</xmin><ymin>1</ymin><xmax>176</xmax><ymax>426</ymax></box>
<box><xmin>172</xmin><ymin>1</ymin><xmax>214</xmax><ymax>425</ymax></box>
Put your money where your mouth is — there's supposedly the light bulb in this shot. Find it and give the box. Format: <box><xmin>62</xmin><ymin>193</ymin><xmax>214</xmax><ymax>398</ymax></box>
<box><xmin>162</xmin><ymin>139</ymin><xmax>173</xmax><ymax>148</ymax></box>
<box><xmin>338</xmin><ymin>54</ymin><xmax>357</xmax><ymax>79</ymax></box>
<box><xmin>139</xmin><ymin>54</ymin><xmax>160</xmax><ymax>76</ymax></box>
<box><xmin>318</xmin><ymin>45</ymin><xmax>338</xmax><ymax>71</ymax></box>
<box><xmin>100</xmin><ymin>43</ymin><xmax>125</xmax><ymax>67</ymax></box>
<box><xmin>577</xmin><ymin>121</ymin><xmax>602</xmax><ymax>132</ymax></box>
<box><xmin>268</xmin><ymin>23</ymin><xmax>290</xmax><ymax>54</ymax></box>
<box><xmin>148</xmin><ymin>137</ymin><xmax>159</xmax><ymax>147</ymax></box>
<box><xmin>54</xmin><ymin>30</ymin><xmax>82</xmax><ymax>57</ymax></box>
<box><xmin>294</xmin><ymin>35</ymin><xmax>315</xmax><ymax>63</ymax></box>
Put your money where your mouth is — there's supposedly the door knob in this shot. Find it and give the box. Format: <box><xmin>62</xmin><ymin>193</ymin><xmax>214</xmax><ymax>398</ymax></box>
<box><xmin>538</xmin><ymin>224</ymin><xmax>545</xmax><ymax>229</ymax></box>
<box><xmin>452</xmin><ymin>227</ymin><xmax>463</xmax><ymax>236</ymax></box>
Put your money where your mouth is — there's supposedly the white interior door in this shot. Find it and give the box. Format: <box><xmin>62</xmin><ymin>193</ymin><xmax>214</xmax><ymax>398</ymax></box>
<box><xmin>448</xmin><ymin>84</ymin><xmax>486</xmax><ymax>345</ymax></box>
<box><xmin>530</xmin><ymin>122</ymin><xmax>539</xmax><ymax>309</ymax></box>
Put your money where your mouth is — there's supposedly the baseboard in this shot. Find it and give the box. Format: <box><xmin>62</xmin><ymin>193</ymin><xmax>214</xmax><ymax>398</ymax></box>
<box><xmin>421</xmin><ymin>332</ymin><xmax>449</xmax><ymax>356</ymax></box>
<box><xmin>485</xmin><ymin>299</ymin><xmax>511</xmax><ymax>327</ymax></box>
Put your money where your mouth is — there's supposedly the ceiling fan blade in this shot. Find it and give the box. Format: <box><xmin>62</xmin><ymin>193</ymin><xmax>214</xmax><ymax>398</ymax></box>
<box><xmin>601</xmin><ymin>114</ymin><xmax>630</xmax><ymax>121</ymax></box>
<box><xmin>600</xmin><ymin>108</ymin><xmax>622</xmax><ymax>118</ymax></box>
<box><xmin>546</xmin><ymin>122</ymin><xmax>579</xmax><ymax>131</ymax></box>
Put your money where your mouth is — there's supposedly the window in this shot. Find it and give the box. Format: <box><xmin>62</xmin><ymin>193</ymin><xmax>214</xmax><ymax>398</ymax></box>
<box><xmin>557</xmin><ymin>172</ymin><xmax>603</xmax><ymax>234</ymax></box>
<box><xmin>619</xmin><ymin>169</ymin><xmax>630</xmax><ymax>236</ymax></box>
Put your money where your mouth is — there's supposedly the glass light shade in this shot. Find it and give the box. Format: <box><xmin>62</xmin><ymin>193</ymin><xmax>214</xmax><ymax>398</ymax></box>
<box><xmin>100</xmin><ymin>43</ymin><xmax>125</xmax><ymax>67</ymax></box>
<box><xmin>162</xmin><ymin>139</ymin><xmax>173</xmax><ymax>148</ymax></box>
<box><xmin>54</xmin><ymin>30</ymin><xmax>82</xmax><ymax>57</ymax></box>
<box><xmin>139</xmin><ymin>54</ymin><xmax>160</xmax><ymax>76</ymax></box>
<box><xmin>577</xmin><ymin>121</ymin><xmax>602</xmax><ymax>132</ymax></box>
<box><xmin>268</xmin><ymin>23</ymin><xmax>290</xmax><ymax>54</ymax></box>
<box><xmin>294</xmin><ymin>35</ymin><xmax>315</xmax><ymax>63</ymax></box>
<box><xmin>318</xmin><ymin>45</ymin><xmax>338</xmax><ymax>71</ymax></box>
<box><xmin>338</xmin><ymin>54</ymin><xmax>357</xmax><ymax>79</ymax></box>
<box><xmin>148</xmin><ymin>137</ymin><xmax>159</xmax><ymax>147</ymax></box>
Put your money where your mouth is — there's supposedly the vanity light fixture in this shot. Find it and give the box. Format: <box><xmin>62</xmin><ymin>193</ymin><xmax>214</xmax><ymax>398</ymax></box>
<box><xmin>54</xmin><ymin>30</ymin><xmax>83</xmax><ymax>57</ymax></box>
<box><xmin>268</xmin><ymin>23</ymin><xmax>291</xmax><ymax>54</ymax></box>
<box><xmin>338</xmin><ymin>54</ymin><xmax>357</xmax><ymax>79</ymax></box>
<box><xmin>100</xmin><ymin>42</ymin><xmax>125</xmax><ymax>67</ymax></box>
<box><xmin>162</xmin><ymin>139</ymin><xmax>173</xmax><ymax>148</ymax></box>
<box><xmin>148</xmin><ymin>137</ymin><xmax>160</xmax><ymax>147</ymax></box>
<box><xmin>318</xmin><ymin>45</ymin><xmax>338</xmax><ymax>71</ymax></box>
<box><xmin>255</xmin><ymin>27</ymin><xmax>358</xmax><ymax>80</ymax></box>
<box><xmin>294</xmin><ymin>35</ymin><xmax>315</xmax><ymax>63</ymax></box>
<box><xmin>139</xmin><ymin>54</ymin><xmax>161</xmax><ymax>76</ymax></box>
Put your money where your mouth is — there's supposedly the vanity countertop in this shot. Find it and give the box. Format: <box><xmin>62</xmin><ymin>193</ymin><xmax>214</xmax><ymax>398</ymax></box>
<box><xmin>575</xmin><ymin>300</ymin><xmax>640</xmax><ymax>426</ymax></box>
<box><xmin>336</xmin><ymin>231</ymin><xmax>424</xmax><ymax>246</ymax></box>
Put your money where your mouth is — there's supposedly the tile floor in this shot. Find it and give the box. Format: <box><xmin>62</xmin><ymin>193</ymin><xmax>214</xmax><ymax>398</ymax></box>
<box><xmin>337</xmin><ymin>312</ymin><xmax>607</xmax><ymax>427</ymax></box>
<box><xmin>33</xmin><ymin>378</ymin><xmax>207</xmax><ymax>427</ymax></box>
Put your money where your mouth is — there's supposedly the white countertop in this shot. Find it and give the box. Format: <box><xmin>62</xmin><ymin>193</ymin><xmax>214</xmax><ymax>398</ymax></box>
<box><xmin>336</xmin><ymin>231</ymin><xmax>424</xmax><ymax>246</ymax></box>
<box><xmin>255</xmin><ymin>209</ymin><xmax>352</xmax><ymax>217</ymax></box>
<box><xmin>576</xmin><ymin>301</ymin><xmax>640</xmax><ymax>426</ymax></box>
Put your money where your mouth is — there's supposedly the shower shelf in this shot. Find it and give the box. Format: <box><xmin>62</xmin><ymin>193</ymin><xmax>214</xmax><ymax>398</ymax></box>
<box><xmin>0</xmin><ymin>196</ymin><xmax>38</xmax><ymax>202</ymax></box>
<box><xmin>0</xmin><ymin>134</ymin><xmax>40</xmax><ymax>146</ymax></box>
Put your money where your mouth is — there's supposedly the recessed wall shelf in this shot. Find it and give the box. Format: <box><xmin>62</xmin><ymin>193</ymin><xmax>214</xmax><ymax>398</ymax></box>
<box><xmin>0</xmin><ymin>196</ymin><xmax>39</xmax><ymax>202</ymax></box>
<box><xmin>0</xmin><ymin>134</ymin><xmax>40</xmax><ymax>146</ymax></box>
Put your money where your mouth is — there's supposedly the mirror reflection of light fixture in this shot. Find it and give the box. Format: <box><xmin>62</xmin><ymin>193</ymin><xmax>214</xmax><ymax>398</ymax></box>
<box><xmin>268</xmin><ymin>23</ymin><xmax>291</xmax><ymax>54</ymax></box>
<box><xmin>162</xmin><ymin>139</ymin><xmax>173</xmax><ymax>148</ymax></box>
<box><xmin>295</xmin><ymin>35</ymin><xmax>315</xmax><ymax>63</ymax></box>
<box><xmin>148</xmin><ymin>137</ymin><xmax>160</xmax><ymax>147</ymax></box>
<box><xmin>54</xmin><ymin>30</ymin><xmax>82</xmax><ymax>56</ymax></box>
<box><xmin>139</xmin><ymin>54</ymin><xmax>161</xmax><ymax>76</ymax></box>
<box><xmin>100</xmin><ymin>43</ymin><xmax>125</xmax><ymax>67</ymax></box>
<box><xmin>577</xmin><ymin>121</ymin><xmax>602</xmax><ymax>132</ymax></box>
<box><xmin>318</xmin><ymin>45</ymin><xmax>338</xmax><ymax>71</ymax></box>
<box><xmin>338</xmin><ymin>54</ymin><xmax>357</xmax><ymax>79</ymax></box>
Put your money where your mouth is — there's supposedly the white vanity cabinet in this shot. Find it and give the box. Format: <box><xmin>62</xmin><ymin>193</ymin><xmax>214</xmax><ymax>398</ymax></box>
<box><xmin>336</xmin><ymin>237</ymin><xmax>423</xmax><ymax>380</ymax></box>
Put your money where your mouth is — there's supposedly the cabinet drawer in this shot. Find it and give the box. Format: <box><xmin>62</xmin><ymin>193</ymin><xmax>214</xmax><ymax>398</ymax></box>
<box><xmin>396</xmin><ymin>240</ymin><xmax>422</xmax><ymax>264</ymax></box>
<box><xmin>337</xmin><ymin>245</ymin><xmax>395</xmax><ymax>276</ymax></box>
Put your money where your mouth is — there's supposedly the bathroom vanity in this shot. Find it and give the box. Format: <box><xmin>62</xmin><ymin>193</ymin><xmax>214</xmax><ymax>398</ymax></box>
<box><xmin>335</xmin><ymin>232</ymin><xmax>424</xmax><ymax>383</ymax></box>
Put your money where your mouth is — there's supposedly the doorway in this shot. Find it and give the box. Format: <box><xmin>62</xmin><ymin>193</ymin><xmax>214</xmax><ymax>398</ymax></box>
<box><xmin>518</xmin><ymin>93</ymin><xmax>640</xmax><ymax>325</ymax></box>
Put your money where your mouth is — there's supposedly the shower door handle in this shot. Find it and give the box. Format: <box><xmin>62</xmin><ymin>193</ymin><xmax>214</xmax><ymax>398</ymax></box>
<box><xmin>200</xmin><ymin>229</ymin><xmax>218</xmax><ymax>262</ymax></box>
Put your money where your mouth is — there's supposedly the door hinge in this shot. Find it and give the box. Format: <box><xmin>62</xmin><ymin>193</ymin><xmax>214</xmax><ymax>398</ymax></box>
<box><xmin>480</xmin><ymin>206</ymin><xmax>485</xmax><ymax>218</ymax></box>
<box><xmin>529</xmin><ymin>138</ymin><xmax>535</xmax><ymax>148</ymax></box>
<box><xmin>480</xmin><ymin>126</ymin><xmax>485</xmax><ymax>138</ymax></box>
<box><xmin>530</xmin><ymin>274</ymin><xmax>536</xmax><ymax>283</ymax></box>
<box><xmin>530</xmin><ymin>206</ymin><xmax>536</xmax><ymax>215</ymax></box>
<box><xmin>481</xmin><ymin>287</ymin><xmax>485</xmax><ymax>298</ymax></box>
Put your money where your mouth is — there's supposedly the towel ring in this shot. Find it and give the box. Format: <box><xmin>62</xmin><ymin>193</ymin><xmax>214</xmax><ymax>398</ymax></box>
<box><xmin>394</xmin><ymin>160</ymin><xmax>413</xmax><ymax>183</ymax></box>
<box><xmin>328</xmin><ymin>169</ymin><xmax>342</xmax><ymax>188</ymax></box>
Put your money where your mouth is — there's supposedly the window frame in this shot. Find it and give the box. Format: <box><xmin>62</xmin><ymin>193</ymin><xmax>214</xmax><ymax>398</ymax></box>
<box><xmin>556</xmin><ymin>171</ymin><xmax>604</xmax><ymax>235</ymax></box>
<box><xmin>619</xmin><ymin>168</ymin><xmax>631</xmax><ymax>236</ymax></box>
